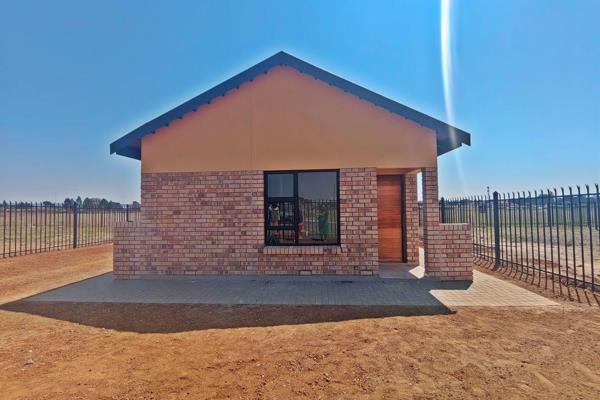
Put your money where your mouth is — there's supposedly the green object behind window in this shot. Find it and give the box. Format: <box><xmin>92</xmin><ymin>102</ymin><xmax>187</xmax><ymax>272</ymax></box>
<box><xmin>318</xmin><ymin>209</ymin><xmax>330</xmax><ymax>237</ymax></box>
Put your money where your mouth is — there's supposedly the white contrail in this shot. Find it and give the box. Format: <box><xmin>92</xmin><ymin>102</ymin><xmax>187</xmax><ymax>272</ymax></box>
<box><xmin>440</xmin><ymin>0</ymin><xmax>467</xmax><ymax>195</ymax></box>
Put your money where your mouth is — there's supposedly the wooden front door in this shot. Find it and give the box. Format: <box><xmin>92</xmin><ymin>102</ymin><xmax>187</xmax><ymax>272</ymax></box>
<box><xmin>377</xmin><ymin>175</ymin><xmax>403</xmax><ymax>262</ymax></box>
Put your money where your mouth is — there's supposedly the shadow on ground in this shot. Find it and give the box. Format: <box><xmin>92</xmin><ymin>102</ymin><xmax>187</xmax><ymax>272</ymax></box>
<box><xmin>1</xmin><ymin>301</ymin><xmax>453</xmax><ymax>333</ymax></box>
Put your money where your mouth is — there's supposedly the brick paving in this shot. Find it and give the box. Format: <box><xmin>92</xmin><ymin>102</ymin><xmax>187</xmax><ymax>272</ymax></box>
<box><xmin>24</xmin><ymin>267</ymin><xmax>556</xmax><ymax>309</ymax></box>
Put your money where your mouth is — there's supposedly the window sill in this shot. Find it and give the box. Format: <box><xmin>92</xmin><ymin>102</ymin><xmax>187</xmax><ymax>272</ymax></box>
<box><xmin>262</xmin><ymin>245</ymin><xmax>342</xmax><ymax>255</ymax></box>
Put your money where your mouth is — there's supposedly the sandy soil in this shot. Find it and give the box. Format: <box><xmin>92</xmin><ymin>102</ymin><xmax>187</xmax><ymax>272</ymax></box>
<box><xmin>0</xmin><ymin>245</ymin><xmax>112</xmax><ymax>303</ymax></box>
<box><xmin>1</xmin><ymin>247</ymin><xmax>600</xmax><ymax>399</ymax></box>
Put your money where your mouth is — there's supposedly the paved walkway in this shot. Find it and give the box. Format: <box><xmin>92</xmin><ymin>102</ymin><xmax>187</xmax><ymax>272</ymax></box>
<box><xmin>23</xmin><ymin>268</ymin><xmax>556</xmax><ymax>309</ymax></box>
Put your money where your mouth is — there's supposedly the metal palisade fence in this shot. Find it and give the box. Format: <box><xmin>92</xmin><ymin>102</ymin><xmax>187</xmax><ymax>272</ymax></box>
<box><xmin>1</xmin><ymin>202</ymin><xmax>141</xmax><ymax>258</ymax></box>
<box><xmin>440</xmin><ymin>184</ymin><xmax>600</xmax><ymax>293</ymax></box>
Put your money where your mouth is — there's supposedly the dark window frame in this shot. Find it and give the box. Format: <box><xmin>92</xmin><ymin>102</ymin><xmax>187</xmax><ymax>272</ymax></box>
<box><xmin>264</xmin><ymin>169</ymin><xmax>341</xmax><ymax>246</ymax></box>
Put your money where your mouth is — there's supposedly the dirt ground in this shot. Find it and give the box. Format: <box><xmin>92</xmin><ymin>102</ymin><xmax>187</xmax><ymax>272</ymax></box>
<box><xmin>0</xmin><ymin>245</ymin><xmax>112</xmax><ymax>304</ymax></box>
<box><xmin>1</xmin><ymin>247</ymin><xmax>600</xmax><ymax>399</ymax></box>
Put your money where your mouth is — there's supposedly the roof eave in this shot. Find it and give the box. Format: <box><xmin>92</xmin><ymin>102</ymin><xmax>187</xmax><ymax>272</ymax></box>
<box><xmin>436</xmin><ymin>128</ymin><xmax>471</xmax><ymax>155</ymax></box>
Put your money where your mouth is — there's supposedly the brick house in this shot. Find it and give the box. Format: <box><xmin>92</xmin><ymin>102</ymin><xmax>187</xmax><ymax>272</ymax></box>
<box><xmin>110</xmin><ymin>52</ymin><xmax>473</xmax><ymax>280</ymax></box>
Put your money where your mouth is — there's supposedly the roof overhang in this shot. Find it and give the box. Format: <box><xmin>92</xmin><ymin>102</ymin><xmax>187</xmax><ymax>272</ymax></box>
<box><xmin>110</xmin><ymin>51</ymin><xmax>471</xmax><ymax>160</ymax></box>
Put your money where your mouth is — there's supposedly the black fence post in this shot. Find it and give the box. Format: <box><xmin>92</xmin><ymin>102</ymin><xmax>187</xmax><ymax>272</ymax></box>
<box><xmin>440</xmin><ymin>197</ymin><xmax>446</xmax><ymax>223</ymax></box>
<box><xmin>493</xmin><ymin>191</ymin><xmax>501</xmax><ymax>266</ymax></box>
<box><xmin>126</xmin><ymin>204</ymin><xmax>130</xmax><ymax>223</ymax></box>
<box><xmin>596</xmin><ymin>184</ymin><xmax>600</xmax><ymax>231</ymax></box>
<box><xmin>2</xmin><ymin>202</ymin><xmax>5</xmax><ymax>258</ymax></box>
<box><xmin>72</xmin><ymin>203</ymin><xmax>78</xmax><ymax>249</ymax></box>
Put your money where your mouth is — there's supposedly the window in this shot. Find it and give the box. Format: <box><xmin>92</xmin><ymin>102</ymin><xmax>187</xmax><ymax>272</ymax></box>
<box><xmin>264</xmin><ymin>170</ymin><xmax>339</xmax><ymax>246</ymax></box>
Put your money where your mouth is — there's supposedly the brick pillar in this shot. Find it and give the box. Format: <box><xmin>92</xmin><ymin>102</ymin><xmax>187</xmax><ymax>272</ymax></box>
<box><xmin>422</xmin><ymin>166</ymin><xmax>440</xmax><ymax>273</ymax></box>
<box><xmin>421</xmin><ymin>165</ymin><xmax>473</xmax><ymax>281</ymax></box>
<box><xmin>403</xmin><ymin>173</ymin><xmax>419</xmax><ymax>264</ymax></box>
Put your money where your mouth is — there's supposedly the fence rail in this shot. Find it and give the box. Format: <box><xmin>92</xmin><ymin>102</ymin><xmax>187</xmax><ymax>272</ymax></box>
<box><xmin>1</xmin><ymin>202</ymin><xmax>141</xmax><ymax>258</ymax></box>
<box><xmin>439</xmin><ymin>184</ymin><xmax>600</xmax><ymax>293</ymax></box>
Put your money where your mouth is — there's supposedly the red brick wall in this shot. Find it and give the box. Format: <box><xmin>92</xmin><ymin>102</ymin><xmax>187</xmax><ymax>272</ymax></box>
<box><xmin>113</xmin><ymin>168</ymin><xmax>378</xmax><ymax>278</ymax></box>
<box><xmin>421</xmin><ymin>166</ymin><xmax>473</xmax><ymax>281</ymax></box>
<box><xmin>403</xmin><ymin>173</ymin><xmax>420</xmax><ymax>264</ymax></box>
<box><xmin>423</xmin><ymin>223</ymin><xmax>473</xmax><ymax>280</ymax></box>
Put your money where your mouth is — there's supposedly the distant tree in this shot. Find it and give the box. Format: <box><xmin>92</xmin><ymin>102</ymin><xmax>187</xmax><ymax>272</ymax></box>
<box><xmin>63</xmin><ymin>198</ymin><xmax>75</xmax><ymax>208</ymax></box>
<box><xmin>76</xmin><ymin>196</ymin><xmax>83</xmax><ymax>207</ymax></box>
<box><xmin>99</xmin><ymin>198</ymin><xmax>109</xmax><ymax>209</ymax></box>
<box><xmin>83</xmin><ymin>197</ymin><xmax>102</xmax><ymax>208</ymax></box>
<box><xmin>42</xmin><ymin>201</ymin><xmax>53</xmax><ymax>207</ymax></box>
<box><xmin>131</xmin><ymin>201</ymin><xmax>141</xmax><ymax>210</ymax></box>
<box><xmin>108</xmin><ymin>201</ymin><xmax>122</xmax><ymax>209</ymax></box>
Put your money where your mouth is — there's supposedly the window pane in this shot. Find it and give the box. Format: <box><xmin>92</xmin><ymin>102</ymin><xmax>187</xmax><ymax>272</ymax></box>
<box><xmin>266</xmin><ymin>200</ymin><xmax>295</xmax><ymax>228</ymax></box>
<box><xmin>297</xmin><ymin>172</ymin><xmax>338</xmax><ymax>244</ymax></box>
<box><xmin>266</xmin><ymin>200</ymin><xmax>296</xmax><ymax>245</ymax></box>
<box><xmin>266</xmin><ymin>228</ymin><xmax>296</xmax><ymax>245</ymax></box>
<box><xmin>267</xmin><ymin>173</ymin><xmax>294</xmax><ymax>197</ymax></box>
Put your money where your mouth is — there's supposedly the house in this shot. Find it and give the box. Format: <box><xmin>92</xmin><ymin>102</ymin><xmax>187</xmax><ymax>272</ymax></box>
<box><xmin>110</xmin><ymin>51</ymin><xmax>473</xmax><ymax>280</ymax></box>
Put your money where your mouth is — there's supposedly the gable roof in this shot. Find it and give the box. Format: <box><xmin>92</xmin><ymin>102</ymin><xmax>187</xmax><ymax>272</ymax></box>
<box><xmin>110</xmin><ymin>51</ymin><xmax>470</xmax><ymax>159</ymax></box>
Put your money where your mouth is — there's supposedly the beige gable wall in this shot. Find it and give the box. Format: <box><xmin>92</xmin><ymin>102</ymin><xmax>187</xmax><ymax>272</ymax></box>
<box><xmin>141</xmin><ymin>66</ymin><xmax>437</xmax><ymax>173</ymax></box>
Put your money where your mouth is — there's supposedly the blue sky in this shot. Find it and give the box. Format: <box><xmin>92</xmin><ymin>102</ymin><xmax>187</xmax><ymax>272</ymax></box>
<box><xmin>1</xmin><ymin>0</ymin><xmax>598</xmax><ymax>203</ymax></box>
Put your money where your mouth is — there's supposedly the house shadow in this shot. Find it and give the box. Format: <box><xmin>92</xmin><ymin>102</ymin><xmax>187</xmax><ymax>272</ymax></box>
<box><xmin>1</xmin><ymin>300</ymin><xmax>454</xmax><ymax>334</ymax></box>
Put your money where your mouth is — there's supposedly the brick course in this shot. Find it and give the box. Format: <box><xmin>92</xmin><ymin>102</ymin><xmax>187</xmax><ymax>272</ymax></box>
<box><xmin>114</xmin><ymin>168</ymin><xmax>378</xmax><ymax>278</ymax></box>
